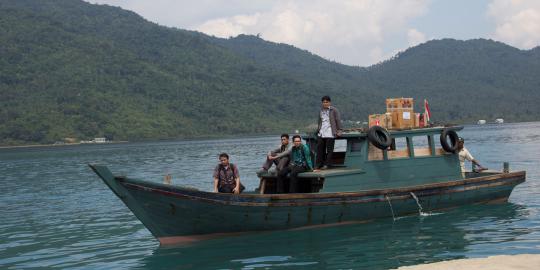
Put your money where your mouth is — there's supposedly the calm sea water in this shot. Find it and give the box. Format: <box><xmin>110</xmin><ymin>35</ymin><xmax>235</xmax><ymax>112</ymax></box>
<box><xmin>1</xmin><ymin>122</ymin><xmax>539</xmax><ymax>269</ymax></box>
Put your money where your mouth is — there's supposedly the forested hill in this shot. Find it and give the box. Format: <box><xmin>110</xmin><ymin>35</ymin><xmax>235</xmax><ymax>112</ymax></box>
<box><xmin>1</xmin><ymin>0</ymin><xmax>539</xmax><ymax>146</ymax></box>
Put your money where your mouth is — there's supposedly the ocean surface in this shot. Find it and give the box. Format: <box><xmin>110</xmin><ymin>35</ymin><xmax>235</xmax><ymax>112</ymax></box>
<box><xmin>1</xmin><ymin>122</ymin><xmax>539</xmax><ymax>269</ymax></box>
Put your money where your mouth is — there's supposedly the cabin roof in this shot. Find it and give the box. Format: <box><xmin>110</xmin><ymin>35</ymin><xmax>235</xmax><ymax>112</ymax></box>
<box><xmin>303</xmin><ymin>125</ymin><xmax>463</xmax><ymax>139</ymax></box>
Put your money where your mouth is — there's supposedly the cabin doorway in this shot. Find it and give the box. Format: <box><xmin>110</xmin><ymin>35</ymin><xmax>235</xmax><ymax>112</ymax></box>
<box><xmin>257</xmin><ymin>176</ymin><xmax>325</xmax><ymax>194</ymax></box>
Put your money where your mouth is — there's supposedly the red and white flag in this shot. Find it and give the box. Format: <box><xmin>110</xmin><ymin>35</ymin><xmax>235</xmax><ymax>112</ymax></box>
<box><xmin>424</xmin><ymin>99</ymin><xmax>431</xmax><ymax>125</ymax></box>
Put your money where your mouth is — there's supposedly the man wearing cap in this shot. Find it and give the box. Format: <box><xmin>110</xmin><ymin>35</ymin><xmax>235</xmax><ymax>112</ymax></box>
<box><xmin>457</xmin><ymin>137</ymin><xmax>487</xmax><ymax>176</ymax></box>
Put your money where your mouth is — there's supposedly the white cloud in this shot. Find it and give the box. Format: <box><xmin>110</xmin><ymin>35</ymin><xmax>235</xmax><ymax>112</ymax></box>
<box><xmin>407</xmin><ymin>28</ymin><xmax>427</xmax><ymax>47</ymax></box>
<box><xmin>197</xmin><ymin>14</ymin><xmax>261</xmax><ymax>38</ymax></box>
<box><xmin>86</xmin><ymin>0</ymin><xmax>430</xmax><ymax>66</ymax></box>
<box><xmin>196</xmin><ymin>0</ymin><xmax>430</xmax><ymax>65</ymax></box>
<box><xmin>487</xmin><ymin>0</ymin><xmax>540</xmax><ymax>49</ymax></box>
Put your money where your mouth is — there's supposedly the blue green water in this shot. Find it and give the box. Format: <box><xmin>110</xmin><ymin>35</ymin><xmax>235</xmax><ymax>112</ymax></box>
<box><xmin>1</xmin><ymin>122</ymin><xmax>539</xmax><ymax>269</ymax></box>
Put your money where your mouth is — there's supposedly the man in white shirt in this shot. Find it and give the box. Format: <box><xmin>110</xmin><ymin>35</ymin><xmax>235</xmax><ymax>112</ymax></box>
<box><xmin>457</xmin><ymin>137</ymin><xmax>487</xmax><ymax>176</ymax></box>
<box><xmin>315</xmin><ymin>96</ymin><xmax>343</xmax><ymax>170</ymax></box>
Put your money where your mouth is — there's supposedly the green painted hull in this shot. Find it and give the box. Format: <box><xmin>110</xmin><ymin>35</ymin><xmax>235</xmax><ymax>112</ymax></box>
<box><xmin>89</xmin><ymin>164</ymin><xmax>525</xmax><ymax>245</ymax></box>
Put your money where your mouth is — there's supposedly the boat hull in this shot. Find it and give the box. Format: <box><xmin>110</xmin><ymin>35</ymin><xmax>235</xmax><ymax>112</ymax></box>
<box><xmin>89</xmin><ymin>165</ymin><xmax>525</xmax><ymax>245</ymax></box>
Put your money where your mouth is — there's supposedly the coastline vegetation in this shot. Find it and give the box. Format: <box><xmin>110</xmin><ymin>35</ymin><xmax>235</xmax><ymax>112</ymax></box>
<box><xmin>1</xmin><ymin>0</ymin><xmax>539</xmax><ymax>146</ymax></box>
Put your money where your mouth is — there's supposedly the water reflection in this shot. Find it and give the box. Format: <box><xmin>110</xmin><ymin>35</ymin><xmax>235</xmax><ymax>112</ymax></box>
<box><xmin>139</xmin><ymin>203</ymin><xmax>527</xmax><ymax>270</ymax></box>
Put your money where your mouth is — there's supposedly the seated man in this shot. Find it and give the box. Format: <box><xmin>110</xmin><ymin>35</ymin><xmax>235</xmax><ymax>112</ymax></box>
<box><xmin>277</xmin><ymin>135</ymin><xmax>313</xmax><ymax>193</ymax></box>
<box><xmin>213</xmin><ymin>153</ymin><xmax>243</xmax><ymax>194</ymax></box>
<box><xmin>457</xmin><ymin>137</ymin><xmax>487</xmax><ymax>176</ymax></box>
<box><xmin>260</xmin><ymin>134</ymin><xmax>291</xmax><ymax>174</ymax></box>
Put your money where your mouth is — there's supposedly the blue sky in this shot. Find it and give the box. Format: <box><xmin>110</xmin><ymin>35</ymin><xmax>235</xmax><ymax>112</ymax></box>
<box><xmin>411</xmin><ymin>0</ymin><xmax>491</xmax><ymax>40</ymax></box>
<box><xmin>87</xmin><ymin>0</ymin><xmax>540</xmax><ymax>66</ymax></box>
<box><xmin>379</xmin><ymin>0</ymin><xmax>494</xmax><ymax>56</ymax></box>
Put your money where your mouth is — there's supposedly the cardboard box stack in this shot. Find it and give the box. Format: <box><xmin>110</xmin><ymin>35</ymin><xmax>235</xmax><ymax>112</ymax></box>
<box><xmin>368</xmin><ymin>113</ymin><xmax>393</xmax><ymax>128</ymax></box>
<box><xmin>386</xmin><ymin>98</ymin><xmax>414</xmax><ymax>129</ymax></box>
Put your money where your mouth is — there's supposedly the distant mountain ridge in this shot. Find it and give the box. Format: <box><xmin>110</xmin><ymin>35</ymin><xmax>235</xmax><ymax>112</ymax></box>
<box><xmin>0</xmin><ymin>0</ymin><xmax>539</xmax><ymax>145</ymax></box>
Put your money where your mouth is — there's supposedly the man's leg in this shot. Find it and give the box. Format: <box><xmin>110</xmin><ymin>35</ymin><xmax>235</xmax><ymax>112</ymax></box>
<box><xmin>316</xmin><ymin>137</ymin><xmax>326</xmax><ymax>169</ymax></box>
<box><xmin>262</xmin><ymin>155</ymin><xmax>274</xmax><ymax>171</ymax></box>
<box><xmin>289</xmin><ymin>165</ymin><xmax>307</xmax><ymax>193</ymax></box>
<box><xmin>276</xmin><ymin>165</ymin><xmax>290</xmax><ymax>193</ymax></box>
<box><xmin>324</xmin><ymin>138</ymin><xmax>335</xmax><ymax>167</ymax></box>
<box><xmin>276</xmin><ymin>156</ymin><xmax>290</xmax><ymax>171</ymax></box>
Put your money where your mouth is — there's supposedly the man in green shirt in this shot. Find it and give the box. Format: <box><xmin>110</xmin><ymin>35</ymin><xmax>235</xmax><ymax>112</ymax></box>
<box><xmin>277</xmin><ymin>135</ymin><xmax>313</xmax><ymax>193</ymax></box>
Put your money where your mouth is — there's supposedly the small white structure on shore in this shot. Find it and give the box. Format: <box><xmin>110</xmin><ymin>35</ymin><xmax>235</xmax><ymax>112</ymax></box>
<box><xmin>94</xmin><ymin>137</ymin><xmax>106</xmax><ymax>143</ymax></box>
<box><xmin>477</xmin><ymin>120</ymin><xmax>486</xmax><ymax>125</ymax></box>
<box><xmin>495</xmin><ymin>118</ymin><xmax>504</xmax><ymax>124</ymax></box>
<box><xmin>80</xmin><ymin>137</ymin><xmax>108</xmax><ymax>144</ymax></box>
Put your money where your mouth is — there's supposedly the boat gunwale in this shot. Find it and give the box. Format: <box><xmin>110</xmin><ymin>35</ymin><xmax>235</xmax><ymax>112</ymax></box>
<box><xmin>118</xmin><ymin>171</ymin><xmax>525</xmax><ymax>205</ymax></box>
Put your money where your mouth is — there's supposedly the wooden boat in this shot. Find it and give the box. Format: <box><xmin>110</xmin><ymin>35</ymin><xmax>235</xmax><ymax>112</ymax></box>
<box><xmin>89</xmin><ymin>126</ymin><xmax>525</xmax><ymax>245</ymax></box>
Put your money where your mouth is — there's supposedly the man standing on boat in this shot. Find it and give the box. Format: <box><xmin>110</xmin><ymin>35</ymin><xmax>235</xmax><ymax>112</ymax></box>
<box><xmin>277</xmin><ymin>135</ymin><xmax>313</xmax><ymax>193</ymax></box>
<box><xmin>213</xmin><ymin>153</ymin><xmax>242</xmax><ymax>194</ymax></box>
<box><xmin>315</xmin><ymin>95</ymin><xmax>343</xmax><ymax>170</ymax></box>
<box><xmin>457</xmin><ymin>137</ymin><xmax>487</xmax><ymax>176</ymax></box>
<box><xmin>260</xmin><ymin>134</ymin><xmax>291</xmax><ymax>175</ymax></box>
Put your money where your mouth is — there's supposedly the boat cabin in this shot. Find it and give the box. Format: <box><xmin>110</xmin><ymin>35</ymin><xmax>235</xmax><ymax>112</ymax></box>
<box><xmin>257</xmin><ymin>126</ymin><xmax>465</xmax><ymax>194</ymax></box>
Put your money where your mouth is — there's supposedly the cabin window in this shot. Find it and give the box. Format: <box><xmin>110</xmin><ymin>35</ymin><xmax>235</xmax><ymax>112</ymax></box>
<box><xmin>388</xmin><ymin>137</ymin><xmax>410</xmax><ymax>159</ymax></box>
<box><xmin>435</xmin><ymin>134</ymin><xmax>447</xmax><ymax>156</ymax></box>
<box><xmin>334</xmin><ymin>139</ymin><xmax>347</xmax><ymax>152</ymax></box>
<box><xmin>349</xmin><ymin>138</ymin><xmax>363</xmax><ymax>152</ymax></box>
<box><xmin>368</xmin><ymin>142</ymin><xmax>384</xmax><ymax>161</ymax></box>
<box><xmin>332</xmin><ymin>139</ymin><xmax>347</xmax><ymax>165</ymax></box>
<box><xmin>412</xmin><ymin>136</ymin><xmax>432</xmax><ymax>157</ymax></box>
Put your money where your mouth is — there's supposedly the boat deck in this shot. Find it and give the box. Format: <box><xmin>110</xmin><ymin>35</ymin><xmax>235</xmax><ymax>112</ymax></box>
<box><xmin>257</xmin><ymin>167</ymin><xmax>364</xmax><ymax>179</ymax></box>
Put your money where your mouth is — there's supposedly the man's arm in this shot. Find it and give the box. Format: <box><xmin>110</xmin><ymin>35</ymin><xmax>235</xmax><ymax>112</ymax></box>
<box><xmin>304</xmin><ymin>145</ymin><xmax>313</xmax><ymax>170</ymax></box>
<box><xmin>465</xmin><ymin>149</ymin><xmax>487</xmax><ymax>170</ymax></box>
<box><xmin>213</xmin><ymin>165</ymin><xmax>219</xmax><ymax>192</ymax></box>
<box><xmin>268</xmin><ymin>146</ymin><xmax>281</xmax><ymax>157</ymax></box>
<box><xmin>472</xmin><ymin>159</ymin><xmax>487</xmax><ymax>170</ymax></box>
<box><xmin>232</xmin><ymin>165</ymin><xmax>241</xmax><ymax>194</ymax></box>
<box><xmin>317</xmin><ymin>110</ymin><xmax>322</xmax><ymax>134</ymax></box>
<box><xmin>333</xmin><ymin>108</ymin><xmax>343</xmax><ymax>135</ymax></box>
<box><xmin>271</xmin><ymin>147</ymin><xmax>291</xmax><ymax>160</ymax></box>
<box><xmin>213</xmin><ymin>177</ymin><xmax>219</xmax><ymax>192</ymax></box>
<box><xmin>233</xmin><ymin>177</ymin><xmax>241</xmax><ymax>194</ymax></box>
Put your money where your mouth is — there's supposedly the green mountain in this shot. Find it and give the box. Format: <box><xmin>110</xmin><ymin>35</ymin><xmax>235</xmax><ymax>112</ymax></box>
<box><xmin>369</xmin><ymin>39</ymin><xmax>540</xmax><ymax>121</ymax></box>
<box><xmin>1</xmin><ymin>0</ymin><xmax>539</xmax><ymax>146</ymax></box>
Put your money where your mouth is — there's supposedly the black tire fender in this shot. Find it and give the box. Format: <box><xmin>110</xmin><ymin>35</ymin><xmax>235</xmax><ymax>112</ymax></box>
<box><xmin>367</xmin><ymin>126</ymin><xmax>392</xmax><ymax>150</ymax></box>
<box><xmin>440</xmin><ymin>129</ymin><xmax>459</xmax><ymax>153</ymax></box>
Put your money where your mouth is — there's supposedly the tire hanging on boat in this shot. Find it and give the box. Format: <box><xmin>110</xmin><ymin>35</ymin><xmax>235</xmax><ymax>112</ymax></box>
<box><xmin>440</xmin><ymin>128</ymin><xmax>459</xmax><ymax>153</ymax></box>
<box><xmin>367</xmin><ymin>126</ymin><xmax>392</xmax><ymax>150</ymax></box>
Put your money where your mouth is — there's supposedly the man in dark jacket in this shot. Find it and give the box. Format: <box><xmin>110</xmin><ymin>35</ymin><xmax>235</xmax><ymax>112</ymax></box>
<box><xmin>277</xmin><ymin>135</ymin><xmax>313</xmax><ymax>193</ymax></box>
<box><xmin>315</xmin><ymin>95</ymin><xmax>343</xmax><ymax>170</ymax></box>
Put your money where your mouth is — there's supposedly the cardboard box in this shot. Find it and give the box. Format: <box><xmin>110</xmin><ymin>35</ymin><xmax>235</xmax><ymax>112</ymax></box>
<box><xmin>386</xmin><ymin>98</ymin><xmax>414</xmax><ymax>111</ymax></box>
<box><xmin>385</xmin><ymin>98</ymin><xmax>415</xmax><ymax>129</ymax></box>
<box><xmin>369</xmin><ymin>113</ymin><xmax>392</xmax><ymax>129</ymax></box>
<box><xmin>390</xmin><ymin>109</ymin><xmax>414</xmax><ymax>129</ymax></box>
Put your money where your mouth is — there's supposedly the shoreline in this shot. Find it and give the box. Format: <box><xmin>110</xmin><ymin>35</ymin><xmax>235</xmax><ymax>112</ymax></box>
<box><xmin>0</xmin><ymin>133</ymin><xmax>283</xmax><ymax>150</ymax></box>
<box><xmin>0</xmin><ymin>141</ymin><xmax>129</xmax><ymax>149</ymax></box>
<box><xmin>395</xmin><ymin>254</ymin><xmax>540</xmax><ymax>270</ymax></box>
<box><xmin>1</xmin><ymin>120</ymin><xmax>538</xmax><ymax>149</ymax></box>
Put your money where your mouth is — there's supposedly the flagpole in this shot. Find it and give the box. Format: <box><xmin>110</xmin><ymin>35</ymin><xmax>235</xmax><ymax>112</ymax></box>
<box><xmin>424</xmin><ymin>99</ymin><xmax>431</xmax><ymax>126</ymax></box>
